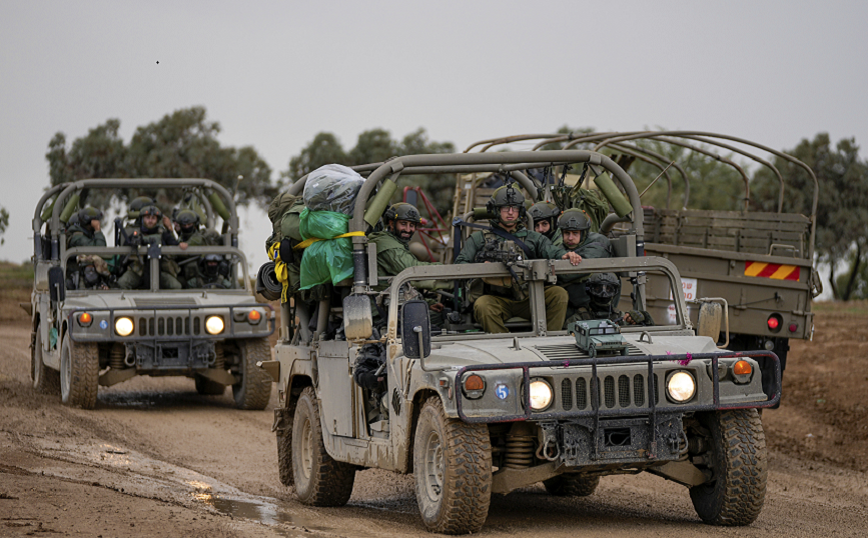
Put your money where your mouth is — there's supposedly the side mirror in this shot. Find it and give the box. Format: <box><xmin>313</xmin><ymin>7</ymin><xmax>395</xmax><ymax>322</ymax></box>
<box><xmin>343</xmin><ymin>294</ymin><xmax>373</xmax><ymax>341</ymax></box>
<box><xmin>696</xmin><ymin>301</ymin><xmax>722</xmax><ymax>341</ymax></box>
<box><xmin>401</xmin><ymin>299</ymin><xmax>431</xmax><ymax>359</ymax></box>
<box><xmin>48</xmin><ymin>266</ymin><xmax>65</xmax><ymax>302</ymax></box>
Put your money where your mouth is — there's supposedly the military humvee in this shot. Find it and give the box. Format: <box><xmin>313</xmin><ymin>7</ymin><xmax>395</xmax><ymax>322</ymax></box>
<box><xmin>265</xmin><ymin>151</ymin><xmax>779</xmax><ymax>534</ymax></box>
<box><xmin>462</xmin><ymin>131</ymin><xmax>820</xmax><ymax>402</ymax></box>
<box><xmin>27</xmin><ymin>179</ymin><xmax>274</xmax><ymax>410</ymax></box>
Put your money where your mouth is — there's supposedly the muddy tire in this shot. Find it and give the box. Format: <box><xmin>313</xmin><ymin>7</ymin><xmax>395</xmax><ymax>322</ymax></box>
<box><xmin>291</xmin><ymin>387</ymin><xmax>355</xmax><ymax>505</ymax></box>
<box><xmin>32</xmin><ymin>327</ymin><xmax>60</xmax><ymax>395</ymax></box>
<box><xmin>60</xmin><ymin>332</ymin><xmax>98</xmax><ymax>409</ymax></box>
<box><xmin>543</xmin><ymin>473</ymin><xmax>600</xmax><ymax>497</ymax></box>
<box><xmin>232</xmin><ymin>339</ymin><xmax>272</xmax><ymax>410</ymax></box>
<box><xmin>689</xmin><ymin>409</ymin><xmax>767</xmax><ymax>526</ymax></box>
<box><xmin>195</xmin><ymin>375</ymin><xmax>225</xmax><ymax>396</ymax></box>
<box><xmin>276</xmin><ymin>406</ymin><xmax>295</xmax><ymax>487</ymax></box>
<box><xmin>414</xmin><ymin>396</ymin><xmax>492</xmax><ymax>535</ymax></box>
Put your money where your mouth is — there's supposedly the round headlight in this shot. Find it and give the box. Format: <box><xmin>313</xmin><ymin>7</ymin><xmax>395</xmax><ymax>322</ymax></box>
<box><xmin>667</xmin><ymin>371</ymin><xmax>696</xmax><ymax>402</ymax></box>
<box><xmin>205</xmin><ymin>315</ymin><xmax>224</xmax><ymax>335</ymax></box>
<box><xmin>115</xmin><ymin>317</ymin><xmax>134</xmax><ymax>336</ymax></box>
<box><xmin>528</xmin><ymin>379</ymin><xmax>553</xmax><ymax>410</ymax></box>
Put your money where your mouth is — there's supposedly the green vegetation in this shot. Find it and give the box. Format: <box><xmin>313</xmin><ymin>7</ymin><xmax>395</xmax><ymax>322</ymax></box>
<box><xmin>0</xmin><ymin>261</ymin><xmax>33</xmax><ymax>290</ymax></box>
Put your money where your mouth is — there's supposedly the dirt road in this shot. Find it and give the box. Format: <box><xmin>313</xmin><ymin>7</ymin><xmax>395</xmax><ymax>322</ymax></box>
<box><xmin>2</xmin><ymin>300</ymin><xmax>867</xmax><ymax>537</ymax></box>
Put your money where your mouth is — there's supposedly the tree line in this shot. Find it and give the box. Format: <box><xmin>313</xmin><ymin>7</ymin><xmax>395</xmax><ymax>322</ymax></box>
<box><xmin>40</xmin><ymin>107</ymin><xmax>868</xmax><ymax>300</ymax></box>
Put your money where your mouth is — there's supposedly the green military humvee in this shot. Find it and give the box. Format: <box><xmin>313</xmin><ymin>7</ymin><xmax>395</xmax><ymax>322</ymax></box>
<box><xmin>264</xmin><ymin>150</ymin><xmax>779</xmax><ymax>534</ymax></box>
<box><xmin>27</xmin><ymin>179</ymin><xmax>273</xmax><ymax>410</ymax></box>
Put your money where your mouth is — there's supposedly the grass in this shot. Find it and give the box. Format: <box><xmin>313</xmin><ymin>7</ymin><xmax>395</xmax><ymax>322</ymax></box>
<box><xmin>812</xmin><ymin>300</ymin><xmax>868</xmax><ymax>316</ymax></box>
<box><xmin>0</xmin><ymin>261</ymin><xmax>33</xmax><ymax>290</ymax></box>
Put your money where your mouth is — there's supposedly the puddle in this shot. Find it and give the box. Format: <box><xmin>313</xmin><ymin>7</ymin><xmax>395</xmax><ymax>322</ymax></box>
<box><xmin>18</xmin><ymin>436</ymin><xmax>353</xmax><ymax>537</ymax></box>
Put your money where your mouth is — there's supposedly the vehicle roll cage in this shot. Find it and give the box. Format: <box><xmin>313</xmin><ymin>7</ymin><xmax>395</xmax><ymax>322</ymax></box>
<box><xmin>462</xmin><ymin>131</ymin><xmax>819</xmax><ymax>259</ymax></box>
<box><xmin>33</xmin><ymin>178</ymin><xmax>239</xmax><ymax>263</ymax></box>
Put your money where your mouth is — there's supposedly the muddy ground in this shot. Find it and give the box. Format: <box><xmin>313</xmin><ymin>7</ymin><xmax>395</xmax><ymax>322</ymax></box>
<box><xmin>1</xmin><ymin>285</ymin><xmax>867</xmax><ymax>537</ymax></box>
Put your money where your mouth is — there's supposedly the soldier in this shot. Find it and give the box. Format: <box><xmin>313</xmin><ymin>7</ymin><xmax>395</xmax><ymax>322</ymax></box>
<box><xmin>569</xmin><ymin>272</ymin><xmax>654</xmax><ymax>327</ymax></box>
<box><xmin>455</xmin><ymin>183</ymin><xmax>581</xmax><ymax>333</ymax></box>
<box><xmin>174</xmin><ymin>209</ymin><xmax>209</xmax><ymax>286</ymax></box>
<box><xmin>67</xmin><ymin>206</ymin><xmax>106</xmax><ymax>249</ymax></box>
<box><xmin>555</xmin><ymin>209</ymin><xmax>615</xmax><ymax>328</ymax></box>
<box><xmin>528</xmin><ymin>201</ymin><xmax>561</xmax><ymax>242</ymax></box>
<box><xmin>368</xmin><ymin>203</ymin><xmax>444</xmax><ymax>323</ymax></box>
<box><xmin>66</xmin><ymin>207</ymin><xmax>108</xmax><ymax>289</ymax></box>
<box><xmin>117</xmin><ymin>205</ymin><xmax>183</xmax><ymax>290</ymax></box>
<box><xmin>186</xmin><ymin>254</ymin><xmax>232</xmax><ymax>289</ymax></box>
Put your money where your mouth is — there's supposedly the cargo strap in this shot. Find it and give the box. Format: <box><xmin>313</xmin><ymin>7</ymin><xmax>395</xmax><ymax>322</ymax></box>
<box><xmin>293</xmin><ymin>231</ymin><xmax>366</xmax><ymax>250</ymax></box>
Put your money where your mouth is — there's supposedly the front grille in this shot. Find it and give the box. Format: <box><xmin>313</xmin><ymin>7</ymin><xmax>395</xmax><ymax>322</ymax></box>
<box><xmin>136</xmin><ymin>315</ymin><xmax>202</xmax><ymax>336</ymax></box>
<box><xmin>561</xmin><ymin>373</ymin><xmax>659</xmax><ymax>411</ymax></box>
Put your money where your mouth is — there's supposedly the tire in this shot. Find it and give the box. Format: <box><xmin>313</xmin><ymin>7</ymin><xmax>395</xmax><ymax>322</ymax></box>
<box><xmin>59</xmin><ymin>332</ymin><xmax>99</xmax><ymax>409</ymax></box>
<box><xmin>414</xmin><ymin>396</ymin><xmax>492</xmax><ymax>535</ymax></box>
<box><xmin>543</xmin><ymin>473</ymin><xmax>600</xmax><ymax>497</ymax></box>
<box><xmin>689</xmin><ymin>409</ymin><xmax>767</xmax><ymax>526</ymax></box>
<box><xmin>32</xmin><ymin>326</ymin><xmax>60</xmax><ymax>395</ymax></box>
<box><xmin>276</xmin><ymin>406</ymin><xmax>295</xmax><ymax>487</ymax></box>
<box><xmin>195</xmin><ymin>375</ymin><xmax>225</xmax><ymax>396</ymax></box>
<box><xmin>232</xmin><ymin>339</ymin><xmax>273</xmax><ymax>410</ymax></box>
<box><xmin>291</xmin><ymin>387</ymin><xmax>356</xmax><ymax>505</ymax></box>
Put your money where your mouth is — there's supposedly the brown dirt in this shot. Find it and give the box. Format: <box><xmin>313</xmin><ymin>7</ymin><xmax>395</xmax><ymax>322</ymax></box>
<box><xmin>1</xmin><ymin>288</ymin><xmax>867</xmax><ymax>537</ymax></box>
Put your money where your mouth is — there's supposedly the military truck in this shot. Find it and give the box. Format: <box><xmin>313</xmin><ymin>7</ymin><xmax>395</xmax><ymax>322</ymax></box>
<box><xmin>27</xmin><ymin>179</ymin><xmax>274</xmax><ymax>410</ymax></box>
<box><xmin>264</xmin><ymin>151</ymin><xmax>779</xmax><ymax>534</ymax></box>
<box><xmin>463</xmin><ymin>131</ymin><xmax>820</xmax><ymax>400</ymax></box>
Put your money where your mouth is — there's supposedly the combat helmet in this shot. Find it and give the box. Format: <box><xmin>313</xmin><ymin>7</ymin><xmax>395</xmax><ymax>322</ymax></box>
<box><xmin>486</xmin><ymin>182</ymin><xmax>526</xmax><ymax>222</ymax></box>
<box><xmin>529</xmin><ymin>202</ymin><xmax>560</xmax><ymax>238</ymax></box>
<box><xmin>174</xmin><ymin>209</ymin><xmax>201</xmax><ymax>236</ymax></box>
<box><xmin>383</xmin><ymin>202</ymin><xmax>422</xmax><ymax>225</ymax></box>
<box><xmin>558</xmin><ymin>208</ymin><xmax>592</xmax><ymax>232</ymax></box>
<box><xmin>76</xmin><ymin>206</ymin><xmax>103</xmax><ymax>230</ymax></box>
<box><xmin>585</xmin><ymin>272</ymin><xmax>620</xmax><ymax>307</ymax></box>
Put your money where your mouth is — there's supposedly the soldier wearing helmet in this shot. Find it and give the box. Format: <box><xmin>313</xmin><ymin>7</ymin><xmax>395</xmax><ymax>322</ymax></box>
<box><xmin>555</xmin><ymin>208</ymin><xmax>615</xmax><ymax>328</ymax></box>
<box><xmin>568</xmin><ymin>273</ymin><xmax>653</xmax><ymax>327</ymax></box>
<box><xmin>369</xmin><ymin>203</ymin><xmax>441</xmax><ymax>284</ymax></box>
<box><xmin>528</xmin><ymin>202</ymin><xmax>561</xmax><ymax>242</ymax></box>
<box><xmin>65</xmin><ymin>206</ymin><xmax>108</xmax><ymax>289</ymax></box>
<box><xmin>454</xmin><ymin>183</ymin><xmax>582</xmax><ymax>334</ymax></box>
<box><xmin>174</xmin><ymin>209</ymin><xmax>210</xmax><ymax>285</ymax></box>
<box><xmin>67</xmin><ymin>206</ymin><xmax>106</xmax><ymax>249</ymax></box>
<box><xmin>117</xmin><ymin>205</ymin><xmax>183</xmax><ymax>290</ymax></box>
<box><xmin>186</xmin><ymin>254</ymin><xmax>232</xmax><ymax>289</ymax></box>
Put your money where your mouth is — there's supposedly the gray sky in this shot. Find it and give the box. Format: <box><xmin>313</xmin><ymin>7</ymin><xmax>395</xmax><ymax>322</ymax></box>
<box><xmin>2</xmin><ymin>0</ymin><xmax>867</xmax><ymax>273</ymax></box>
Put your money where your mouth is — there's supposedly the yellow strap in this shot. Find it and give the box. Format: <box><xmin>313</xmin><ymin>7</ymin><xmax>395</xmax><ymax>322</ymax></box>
<box><xmin>293</xmin><ymin>231</ymin><xmax>365</xmax><ymax>250</ymax></box>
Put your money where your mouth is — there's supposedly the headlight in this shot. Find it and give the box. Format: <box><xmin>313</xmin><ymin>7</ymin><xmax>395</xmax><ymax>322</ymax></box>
<box><xmin>205</xmin><ymin>315</ymin><xmax>224</xmax><ymax>335</ymax></box>
<box><xmin>667</xmin><ymin>371</ymin><xmax>696</xmax><ymax>402</ymax></box>
<box><xmin>528</xmin><ymin>379</ymin><xmax>553</xmax><ymax>411</ymax></box>
<box><xmin>461</xmin><ymin>374</ymin><xmax>486</xmax><ymax>399</ymax></box>
<box><xmin>115</xmin><ymin>317</ymin><xmax>134</xmax><ymax>336</ymax></box>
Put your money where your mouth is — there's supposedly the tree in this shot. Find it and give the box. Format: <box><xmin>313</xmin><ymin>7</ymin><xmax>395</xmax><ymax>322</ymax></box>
<box><xmin>0</xmin><ymin>205</ymin><xmax>8</xmax><ymax>246</ymax></box>
<box><xmin>283</xmin><ymin>128</ymin><xmax>456</xmax><ymax>213</ymax></box>
<box><xmin>751</xmin><ymin>134</ymin><xmax>868</xmax><ymax>300</ymax></box>
<box><xmin>45</xmin><ymin>106</ymin><xmax>275</xmax><ymax>210</ymax></box>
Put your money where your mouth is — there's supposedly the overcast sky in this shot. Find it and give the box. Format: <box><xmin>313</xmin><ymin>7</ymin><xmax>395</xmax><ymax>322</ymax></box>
<box><xmin>2</xmin><ymin>0</ymin><xmax>866</xmax><ymax>273</ymax></box>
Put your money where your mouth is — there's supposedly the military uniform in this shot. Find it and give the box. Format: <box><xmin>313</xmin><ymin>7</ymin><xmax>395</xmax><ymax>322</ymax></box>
<box><xmin>456</xmin><ymin>222</ymin><xmax>569</xmax><ymax>334</ymax></box>
<box><xmin>117</xmin><ymin>210</ymin><xmax>183</xmax><ymax>290</ymax></box>
<box><xmin>369</xmin><ymin>229</ymin><xmax>439</xmax><ymax>285</ymax></box>
<box><xmin>177</xmin><ymin>227</ymin><xmax>209</xmax><ymax>285</ymax></box>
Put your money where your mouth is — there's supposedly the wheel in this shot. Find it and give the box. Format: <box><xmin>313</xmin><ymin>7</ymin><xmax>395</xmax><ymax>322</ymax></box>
<box><xmin>232</xmin><ymin>339</ymin><xmax>273</xmax><ymax>410</ymax></box>
<box><xmin>291</xmin><ymin>387</ymin><xmax>356</xmax><ymax>505</ymax></box>
<box><xmin>195</xmin><ymin>375</ymin><xmax>225</xmax><ymax>396</ymax></box>
<box><xmin>32</xmin><ymin>326</ymin><xmax>60</xmax><ymax>394</ymax></box>
<box><xmin>689</xmin><ymin>409</ymin><xmax>767</xmax><ymax>526</ymax></box>
<box><xmin>59</xmin><ymin>332</ymin><xmax>99</xmax><ymax>409</ymax></box>
<box><xmin>543</xmin><ymin>473</ymin><xmax>600</xmax><ymax>497</ymax></box>
<box><xmin>414</xmin><ymin>396</ymin><xmax>492</xmax><ymax>535</ymax></box>
<box><xmin>276</xmin><ymin>406</ymin><xmax>295</xmax><ymax>487</ymax></box>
